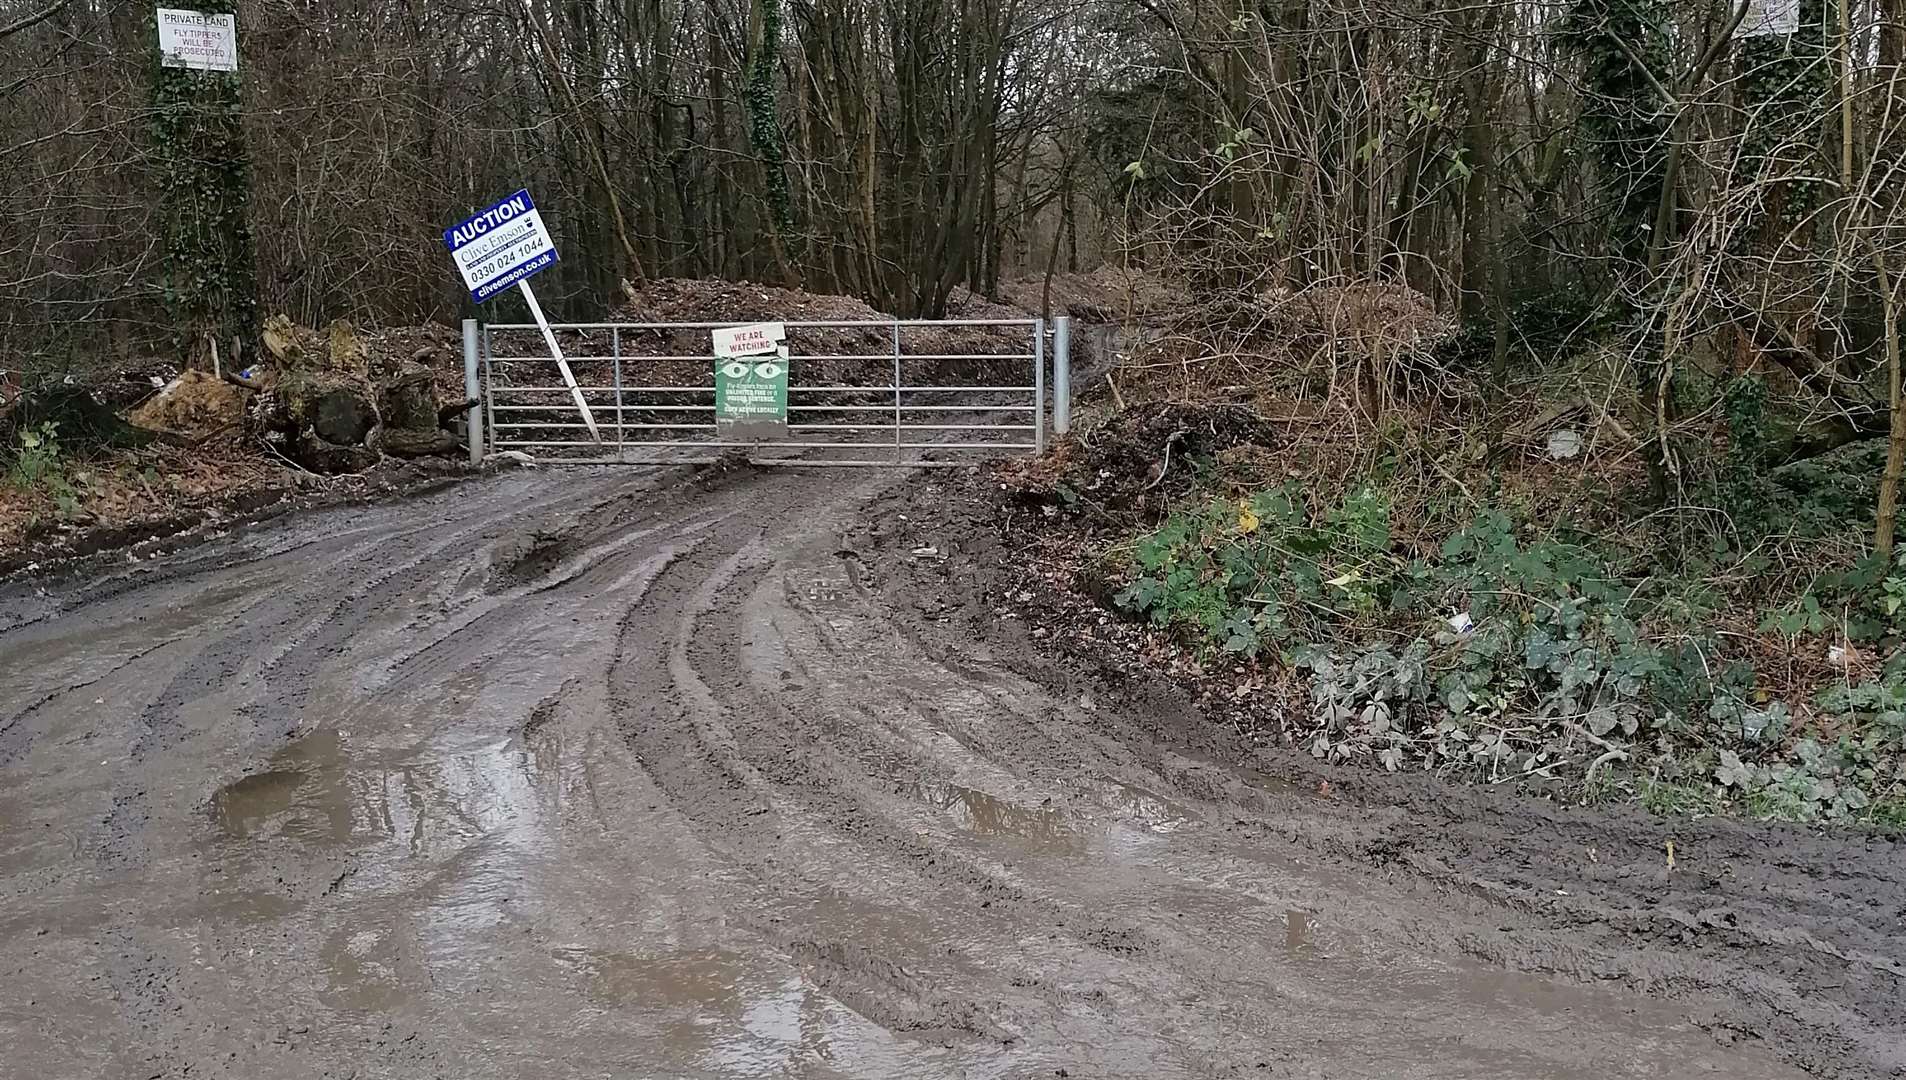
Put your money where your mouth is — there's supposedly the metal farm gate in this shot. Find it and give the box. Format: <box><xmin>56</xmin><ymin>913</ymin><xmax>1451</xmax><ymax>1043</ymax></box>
<box><xmin>458</xmin><ymin>317</ymin><xmax>1075</xmax><ymax>467</ymax></box>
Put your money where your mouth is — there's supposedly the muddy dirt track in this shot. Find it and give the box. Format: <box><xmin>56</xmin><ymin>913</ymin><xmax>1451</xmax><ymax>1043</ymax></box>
<box><xmin>0</xmin><ymin>465</ymin><xmax>1897</xmax><ymax>1079</ymax></box>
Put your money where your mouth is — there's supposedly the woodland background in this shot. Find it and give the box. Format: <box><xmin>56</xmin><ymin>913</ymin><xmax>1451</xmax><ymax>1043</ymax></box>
<box><xmin>3</xmin><ymin>2</ymin><xmax>1893</xmax><ymax>363</ymax></box>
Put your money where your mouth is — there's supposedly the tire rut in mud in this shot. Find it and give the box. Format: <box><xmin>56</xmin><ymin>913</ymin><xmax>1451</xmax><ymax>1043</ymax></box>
<box><xmin>859</xmin><ymin>473</ymin><xmax>1906</xmax><ymax>1080</ymax></box>
<box><xmin>0</xmin><ymin>464</ymin><xmax>1874</xmax><ymax>1079</ymax></box>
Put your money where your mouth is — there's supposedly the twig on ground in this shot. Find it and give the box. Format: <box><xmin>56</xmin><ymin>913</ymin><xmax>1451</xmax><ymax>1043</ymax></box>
<box><xmin>1427</xmin><ymin>454</ymin><xmax>1477</xmax><ymax>506</ymax></box>
<box><xmin>256</xmin><ymin>437</ymin><xmax>319</xmax><ymax>478</ymax></box>
<box><xmin>1142</xmin><ymin>428</ymin><xmax>1188</xmax><ymax>493</ymax></box>
<box><xmin>1584</xmin><ymin>748</ymin><xmax>1629</xmax><ymax>785</ymax></box>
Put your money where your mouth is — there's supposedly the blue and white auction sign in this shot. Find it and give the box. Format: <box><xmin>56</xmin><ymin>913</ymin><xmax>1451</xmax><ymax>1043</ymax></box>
<box><xmin>443</xmin><ymin>188</ymin><xmax>599</xmax><ymax>443</ymax></box>
<box><xmin>443</xmin><ymin>189</ymin><xmax>559</xmax><ymax>304</ymax></box>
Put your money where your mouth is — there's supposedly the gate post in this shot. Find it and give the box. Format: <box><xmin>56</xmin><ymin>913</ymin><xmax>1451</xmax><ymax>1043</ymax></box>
<box><xmin>1053</xmin><ymin>316</ymin><xmax>1073</xmax><ymax>436</ymax></box>
<box><xmin>1035</xmin><ymin>318</ymin><xmax>1047</xmax><ymax>455</ymax></box>
<box><xmin>893</xmin><ymin>321</ymin><xmax>904</xmax><ymax>464</ymax></box>
<box><xmin>613</xmin><ymin>327</ymin><xmax>625</xmax><ymax>464</ymax></box>
<box><xmin>462</xmin><ymin>318</ymin><xmax>483</xmax><ymax>466</ymax></box>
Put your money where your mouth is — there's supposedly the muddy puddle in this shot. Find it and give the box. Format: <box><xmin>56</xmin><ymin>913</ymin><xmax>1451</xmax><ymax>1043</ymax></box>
<box><xmin>681</xmin><ymin>970</ymin><xmax>964</xmax><ymax>1077</ymax></box>
<box><xmin>898</xmin><ymin>775</ymin><xmax>1193</xmax><ymax>857</ymax></box>
<box><xmin>206</xmin><ymin>723</ymin><xmax>550</xmax><ymax>854</ymax></box>
<box><xmin>1286</xmin><ymin>909</ymin><xmax>1315</xmax><ymax>952</ymax></box>
<box><xmin>548</xmin><ymin>947</ymin><xmax>853</xmax><ymax>1070</ymax></box>
<box><xmin>904</xmin><ymin>778</ymin><xmax>1078</xmax><ymax>850</ymax></box>
<box><xmin>544</xmin><ymin>944</ymin><xmax>936</xmax><ymax>1071</ymax></box>
<box><xmin>321</xmin><ymin>924</ymin><xmax>416</xmax><ymax>1012</ymax></box>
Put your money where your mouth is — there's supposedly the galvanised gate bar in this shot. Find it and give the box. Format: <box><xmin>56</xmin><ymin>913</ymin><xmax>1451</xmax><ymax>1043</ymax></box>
<box><xmin>460</xmin><ymin>317</ymin><xmax>1075</xmax><ymax>467</ymax></box>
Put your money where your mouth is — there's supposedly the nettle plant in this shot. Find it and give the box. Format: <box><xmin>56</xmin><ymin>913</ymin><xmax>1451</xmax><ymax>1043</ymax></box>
<box><xmin>8</xmin><ymin>421</ymin><xmax>65</xmax><ymax>490</ymax></box>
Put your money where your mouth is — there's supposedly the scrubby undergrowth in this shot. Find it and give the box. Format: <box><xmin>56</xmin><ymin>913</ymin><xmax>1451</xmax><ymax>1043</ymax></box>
<box><xmin>992</xmin><ymin>287</ymin><xmax>1906</xmax><ymax>829</ymax></box>
<box><xmin>1097</xmin><ymin>482</ymin><xmax>1905</xmax><ymax>826</ymax></box>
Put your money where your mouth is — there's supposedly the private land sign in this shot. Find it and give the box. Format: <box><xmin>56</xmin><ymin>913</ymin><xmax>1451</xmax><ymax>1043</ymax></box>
<box><xmin>443</xmin><ymin>189</ymin><xmax>559</xmax><ymax>304</ymax></box>
<box><xmin>713</xmin><ymin>324</ymin><xmax>790</xmax><ymax>440</ymax></box>
<box><xmin>1744</xmin><ymin>0</ymin><xmax>1800</xmax><ymax>36</ymax></box>
<box><xmin>157</xmin><ymin>8</ymin><xmax>239</xmax><ymax>72</ymax></box>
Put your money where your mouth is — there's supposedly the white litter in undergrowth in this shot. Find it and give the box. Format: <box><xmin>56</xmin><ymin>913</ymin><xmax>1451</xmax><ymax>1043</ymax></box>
<box><xmin>1448</xmin><ymin>612</ymin><xmax>1475</xmax><ymax>634</ymax></box>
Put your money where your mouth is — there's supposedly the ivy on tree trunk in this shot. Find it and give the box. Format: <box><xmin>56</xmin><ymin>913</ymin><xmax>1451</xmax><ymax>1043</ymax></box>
<box><xmin>151</xmin><ymin>0</ymin><xmax>256</xmax><ymax>370</ymax></box>
<box><xmin>1558</xmin><ymin>0</ymin><xmax>1671</xmax><ymax>258</ymax></box>
<box><xmin>1736</xmin><ymin>0</ymin><xmax>1832</xmax><ymax>247</ymax></box>
<box><xmin>745</xmin><ymin>0</ymin><xmax>798</xmax><ymax>284</ymax></box>
<box><xmin>1558</xmin><ymin>0</ymin><xmax>1676</xmax><ymax>500</ymax></box>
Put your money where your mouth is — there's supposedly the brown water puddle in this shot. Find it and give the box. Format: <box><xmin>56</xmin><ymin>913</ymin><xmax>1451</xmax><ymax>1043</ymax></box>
<box><xmin>320</xmin><ymin>924</ymin><xmax>415</xmax><ymax>1012</ymax></box>
<box><xmin>206</xmin><ymin>723</ymin><xmax>550</xmax><ymax>853</ymax></box>
<box><xmin>549</xmin><ymin>945</ymin><xmax>960</xmax><ymax>1076</ymax></box>
<box><xmin>211</xmin><ymin>769</ymin><xmax>312</xmax><ymax>838</ymax></box>
<box><xmin>904</xmin><ymin>779</ymin><xmax>1080</xmax><ymax>852</ymax></box>
<box><xmin>551</xmin><ymin>945</ymin><xmax>750</xmax><ymax>1009</ymax></box>
<box><xmin>1084</xmin><ymin>778</ymin><xmax>1194</xmax><ymax>833</ymax></box>
<box><xmin>901</xmin><ymin>775</ymin><xmax>1195</xmax><ymax>856</ymax></box>
<box><xmin>1286</xmin><ymin>909</ymin><xmax>1315</xmax><ymax>952</ymax></box>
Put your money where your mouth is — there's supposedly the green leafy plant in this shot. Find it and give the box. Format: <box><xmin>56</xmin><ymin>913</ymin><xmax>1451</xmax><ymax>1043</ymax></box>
<box><xmin>1718</xmin><ymin>736</ymin><xmax>1884</xmax><ymax>823</ymax></box>
<box><xmin>1761</xmin><ymin>593</ymin><xmax>1833</xmax><ymax>639</ymax></box>
<box><xmin>1105</xmin><ymin>483</ymin><xmax>1906</xmax><ymax>822</ymax></box>
<box><xmin>1764</xmin><ymin>546</ymin><xmax>1906</xmax><ymax>646</ymax></box>
<box><xmin>1113</xmin><ymin>484</ymin><xmax>1401</xmax><ymax>658</ymax></box>
<box><xmin>8</xmin><ymin>421</ymin><xmax>66</xmax><ymax>491</ymax></box>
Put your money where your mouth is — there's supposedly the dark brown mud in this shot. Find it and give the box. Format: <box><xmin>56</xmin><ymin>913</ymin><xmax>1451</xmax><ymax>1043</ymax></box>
<box><xmin>0</xmin><ymin>463</ymin><xmax>1883</xmax><ymax>1078</ymax></box>
<box><xmin>860</xmin><ymin>472</ymin><xmax>1906</xmax><ymax>1080</ymax></box>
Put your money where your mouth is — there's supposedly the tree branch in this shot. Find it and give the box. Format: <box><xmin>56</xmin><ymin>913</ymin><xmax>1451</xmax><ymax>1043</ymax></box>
<box><xmin>0</xmin><ymin>0</ymin><xmax>69</xmax><ymax>41</ymax></box>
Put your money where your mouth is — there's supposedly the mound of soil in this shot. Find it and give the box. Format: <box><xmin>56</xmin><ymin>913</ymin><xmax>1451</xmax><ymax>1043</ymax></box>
<box><xmin>999</xmin><ymin>402</ymin><xmax>1280</xmax><ymax>526</ymax></box>
<box><xmin>610</xmin><ymin>276</ymin><xmax>1033</xmax><ymax>359</ymax></box>
<box><xmin>623</xmin><ymin>277</ymin><xmax>887</xmax><ymax>325</ymax></box>
<box><xmin>365</xmin><ymin>323</ymin><xmax>467</xmax><ymax>404</ymax></box>
<box><xmin>942</xmin><ymin>288</ymin><xmax>1032</xmax><ymax>321</ymax></box>
<box><xmin>994</xmin><ymin>269</ymin><xmax>1190</xmax><ymax>322</ymax></box>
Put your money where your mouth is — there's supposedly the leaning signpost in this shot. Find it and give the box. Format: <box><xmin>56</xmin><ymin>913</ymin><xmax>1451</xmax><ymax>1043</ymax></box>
<box><xmin>443</xmin><ymin>189</ymin><xmax>598</xmax><ymax>443</ymax></box>
<box><xmin>712</xmin><ymin>322</ymin><xmax>790</xmax><ymax>441</ymax></box>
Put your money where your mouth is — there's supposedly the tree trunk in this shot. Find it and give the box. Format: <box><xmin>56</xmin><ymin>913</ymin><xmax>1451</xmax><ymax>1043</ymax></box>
<box><xmin>150</xmin><ymin>1</ymin><xmax>256</xmax><ymax>371</ymax></box>
<box><xmin>1456</xmin><ymin>3</ymin><xmax>1501</xmax><ymax>321</ymax></box>
<box><xmin>746</xmin><ymin>0</ymin><xmax>800</xmax><ymax>288</ymax></box>
<box><xmin>1875</xmin><ymin>254</ymin><xmax>1904</xmax><ymax>559</ymax></box>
